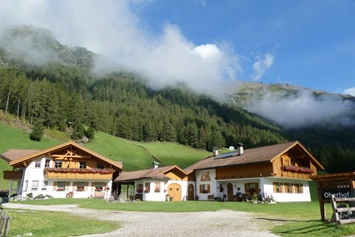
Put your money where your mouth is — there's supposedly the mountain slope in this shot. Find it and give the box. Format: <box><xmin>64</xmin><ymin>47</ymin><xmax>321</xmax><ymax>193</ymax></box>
<box><xmin>0</xmin><ymin>24</ymin><xmax>354</xmax><ymax>175</ymax></box>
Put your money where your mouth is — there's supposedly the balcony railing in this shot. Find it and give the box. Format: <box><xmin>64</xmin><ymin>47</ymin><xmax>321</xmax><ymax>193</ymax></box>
<box><xmin>44</xmin><ymin>168</ymin><xmax>114</xmax><ymax>180</ymax></box>
<box><xmin>3</xmin><ymin>170</ymin><xmax>23</xmax><ymax>180</ymax></box>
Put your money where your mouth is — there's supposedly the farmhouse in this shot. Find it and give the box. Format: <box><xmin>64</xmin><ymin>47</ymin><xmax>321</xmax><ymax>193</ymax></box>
<box><xmin>185</xmin><ymin>141</ymin><xmax>324</xmax><ymax>202</ymax></box>
<box><xmin>114</xmin><ymin>163</ymin><xmax>193</xmax><ymax>201</ymax></box>
<box><xmin>1</xmin><ymin>141</ymin><xmax>122</xmax><ymax>199</ymax></box>
<box><xmin>1</xmin><ymin>140</ymin><xmax>324</xmax><ymax>202</ymax></box>
<box><xmin>115</xmin><ymin>140</ymin><xmax>324</xmax><ymax>202</ymax></box>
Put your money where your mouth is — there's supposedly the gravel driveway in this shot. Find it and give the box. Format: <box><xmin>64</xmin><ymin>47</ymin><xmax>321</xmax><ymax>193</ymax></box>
<box><xmin>3</xmin><ymin>203</ymin><xmax>281</xmax><ymax>237</ymax></box>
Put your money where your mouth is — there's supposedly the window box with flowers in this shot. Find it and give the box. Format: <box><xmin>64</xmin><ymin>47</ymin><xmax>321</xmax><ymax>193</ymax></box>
<box><xmin>283</xmin><ymin>165</ymin><xmax>313</xmax><ymax>174</ymax></box>
<box><xmin>44</xmin><ymin>168</ymin><xmax>115</xmax><ymax>174</ymax></box>
<box><xmin>95</xmin><ymin>187</ymin><xmax>103</xmax><ymax>192</ymax></box>
<box><xmin>56</xmin><ymin>187</ymin><xmax>65</xmax><ymax>191</ymax></box>
<box><xmin>76</xmin><ymin>187</ymin><xmax>84</xmax><ymax>192</ymax></box>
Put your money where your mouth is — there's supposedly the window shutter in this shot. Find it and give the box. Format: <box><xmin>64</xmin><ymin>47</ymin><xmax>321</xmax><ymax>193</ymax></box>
<box><xmin>244</xmin><ymin>183</ymin><xmax>248</xmax><ymax>193</ymax></box>
<box><xmin>255</xmin><ymin>183</ymin><xmax>259</xmax><ymax>193</ymax></box>
<box><xmin>53</xmin><ymin>181</ymin><xmax>58</xmax><ymax>191</ymax></box>
<box><xmin>300</xmin><ymin>184</ymin><xmax>303</xmax><ymax>193</ymax></box>
<box><xmin>65</xmin><ymin>182</ymin><xmax>70</xmax><ymax>191</ymax></box>
<box><xmin>207</xmin><ymin>185</ymin><xmax>210</xmax><ymax>193</ymax></box>
<box><xmin>199</xmin><ymin>185</ymin><xmax>202</xmax><ymax>193</ymax></box>
<box><xmin>84</xmin><ymin>182</ymin><xmax>89</xmax><ymax>191</ymax></box>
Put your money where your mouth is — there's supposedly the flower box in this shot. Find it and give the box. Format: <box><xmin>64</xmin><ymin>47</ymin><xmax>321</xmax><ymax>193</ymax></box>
<box><xmin>283</xmin><ymin>165</ymin><xmax>313</xmax><ymax>173</ymax></box>
<box><xmin>56</xmin><ymin>187</ymin><xmax>65</xmax><ymax>191</ymax></box>
<box><xmin>44</xmin><ymin>168</ymin><xmax>115</xmax><ymax>174</ymax></box>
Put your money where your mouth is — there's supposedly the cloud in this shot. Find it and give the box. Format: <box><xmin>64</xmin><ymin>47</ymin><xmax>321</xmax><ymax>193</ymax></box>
<box><xmin>251</xmin><ymin>53</ymin><xmax>274</xmax><ymax>81</ymax></box>
<box><xmin>344</xmin><ymin>87</ymin><xmax>355</xmax><ymax>96</ymax></box>
<box><xmin>244</xmin><ymin>89</ymin><xmax>355</xmax><ymax>128</ymax></box>
<box><xmin>0</xmin><ymin>0</ymin><xmax>240</xmax><ymax>98</ymax></box>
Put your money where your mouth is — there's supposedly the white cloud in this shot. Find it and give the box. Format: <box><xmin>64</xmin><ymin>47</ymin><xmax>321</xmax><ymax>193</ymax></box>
<box><xmin>0</xmin><ymin>0</ymin><xmax>240</xmax><ymax>98</ymax></box>
<box><xmin>251</xmin><ymin>53</ymin><xmax>274</xmax><ymax>81</ymax></box>
<box><xmin>344</xmin><ymin>87</ymin><xmax>355</xmax><ymax>96</ymax></box>
<box><xmin>245</xmin><ymin>89</ymin><xmax>355</xmax><ymax>128</ymax></box>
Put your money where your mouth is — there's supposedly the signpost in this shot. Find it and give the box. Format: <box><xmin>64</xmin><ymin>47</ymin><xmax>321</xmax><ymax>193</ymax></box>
<box><xmin>311</xmin><ymin>172</ymin><xmax>355</xmax><ymax>221</ymax></box>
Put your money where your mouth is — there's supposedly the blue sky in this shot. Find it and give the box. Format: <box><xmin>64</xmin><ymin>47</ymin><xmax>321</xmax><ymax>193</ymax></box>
<box><xmin>1</xmin><ymin>0</ymin><xmax>354</xmax><ymax>96</ymax></box>
<box><xmin>135</xmin><ymin>0</ymin><xmax>355</xmax><ymax>95</ymax></box>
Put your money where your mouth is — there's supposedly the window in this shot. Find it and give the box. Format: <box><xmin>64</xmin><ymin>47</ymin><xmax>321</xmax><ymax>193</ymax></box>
<box><xmin>144</xmin><ymin>182</ymin><xmax>150</xmax><ymax>192</ymax></box>
<box><xmin>45</xmin><ymin>159</ymin><xmax>50</xmax><ymax>168</ymax></box>
<box><xmin>95</xmin><ymin>183</ymin><xmax>104</xmax><ymax>192</ymax></box>
<box><xmin>137</xmin><ymin>184</ymin><xmax>143</xmax><ymax>193</ymax></box>
<box><xmin>35</xmin><ymin>160</ymin><xmax>41</xmax><ymax>168</ymax></box>
<box><xmin>57</xmin><ymin>181</ymin><xmax>66</xmax><ymax>191</ymax></box>
<box><xmin>32</xmin><ymin>180</ymin><xmax>39</xmax><ymax>191</ymax></box>
<box><xmin>42</xmin><ymin>181</ymin><xmax>48</xmax><ymax>191</ymax></box>
<box><xmin>79</xmin><ymin>162</ymin><xmax>87</xmax><ymax>169</ymax></box>
<box><xmin>285</xmin><ymin>183</ymin><xmax>292</xmax><ymax>193</ymax></box>
<box><xmin>97</xmin><ymin>163</ymin><xmax>104</xmax><ymax>169</ymax></box>
<box><xmin>294</xmin><ymin>184</ymin><xmax>304</xmax><ymax>193</ymax></box>
<box><xmin>23</xmin><ymin>180</ymin><xmax>28</xmax><ymax>192</ymax></box>
<box><xmin>154</xmin><ymin>182</ymin><xmax>160</xmax><ymax>192</ymax></box>
<box><xmin>77</xmin><ymin>182</ymin><xmax>85</xmax><ymax>191</ymax></box>
<box><xmin>273</xmin><ymin>182</ymin><xmax>282</xmax><ymax>193</ymax></box>
<box><xmin>55</xmin><ymin>161</ymin><xmax>62</xmax><ymax>168</ymax></box>
<box><xmin>199</xmin><ymin>184</ymin><xmax>210</xmax><ymax>193</ymax></box>
<box><xmin>245</xmin><ymin>183</ymin><xmax>258</xmax><ymax>194</ymax></box>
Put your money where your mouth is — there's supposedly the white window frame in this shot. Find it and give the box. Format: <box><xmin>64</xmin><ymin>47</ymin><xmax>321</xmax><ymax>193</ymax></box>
<box><xmin>32</xmin><ymin>180</ymin><xmax>39</xmax><ymax>191</ymax></box>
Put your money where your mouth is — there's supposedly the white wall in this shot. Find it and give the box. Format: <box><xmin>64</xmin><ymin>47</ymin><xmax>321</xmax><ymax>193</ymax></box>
<box><xmin>140</xmin><ymin>179</ymin><xmax>189</xmax><ymax>201</ymax></box>
<box><xmin>263</xmin><ymin>178</ymin><xmax>311</xmax><ymax>202</ymax></box>
<box><xmin>20</xmin><ymin>157</ymin><xmax>112</xmax><ymax>199</ymax></box>
<box><xmin>195</xmin><ymin>169</ymin><xmax>216</xmax><ymax>201</ymax></box>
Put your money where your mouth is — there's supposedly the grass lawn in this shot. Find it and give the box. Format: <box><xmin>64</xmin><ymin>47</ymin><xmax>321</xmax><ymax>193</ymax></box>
<box><xmin>0</xmin><ymin>123</ymin><xmax>62</xmax><ymax>189</ymax></box>
<box><xmin>5</xmin><ymin>209</ymin><xmax>120</xmax><ymax>237</ymax></box>
<box><xmin>15</xmin><ymin>199</ymin><xmax>355</xmax><ymax>237</ymax></box>
<box><xmin>127</xmin><ymin>141</ymin><xmax>210</xmax><ymax>168</ymax></box>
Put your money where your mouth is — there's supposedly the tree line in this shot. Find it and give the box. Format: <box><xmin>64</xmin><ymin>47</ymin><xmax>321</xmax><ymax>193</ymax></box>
<box><xmin>0</xmin><ymin>63</ymin><xmax>354</xmax><ymax>173</ymax></box>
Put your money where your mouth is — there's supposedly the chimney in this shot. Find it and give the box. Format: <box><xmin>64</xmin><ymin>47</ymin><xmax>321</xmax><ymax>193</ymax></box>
<box><xmin>213</xmin><ymin>147</ymin><xmax>219</xmax><ymax>157</ymax></box>
<box><xmin>153</xmin><ymin>161</ymin><xmax>159</xmax><ymax>169</ymax></box>
<box><xmin>237</xmin><ymin>143</ymin><xmax>244</xmax><ymax>156</ymax></box>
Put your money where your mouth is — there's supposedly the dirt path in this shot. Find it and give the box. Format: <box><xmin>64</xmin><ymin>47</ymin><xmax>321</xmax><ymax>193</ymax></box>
<box><xmin>3</xmin><ymin>203</ymin><xmax>281</xmax><ymax>237</ymax></box>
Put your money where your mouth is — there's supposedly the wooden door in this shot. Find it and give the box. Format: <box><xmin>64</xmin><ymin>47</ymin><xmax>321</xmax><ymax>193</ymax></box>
<box><xmin>188</xmin><ymin>184</ymin><xmax>194</xmax><ymax>200</ymax></box>
<box><xmin>168</xmin><ymin>183</ymin><xmax>181</xmax><ymax>201</ymax></box>
<box><xmin>227</xmin><ymin>183</ymin><xmax>234</xmax><ymax>201</ymax></box>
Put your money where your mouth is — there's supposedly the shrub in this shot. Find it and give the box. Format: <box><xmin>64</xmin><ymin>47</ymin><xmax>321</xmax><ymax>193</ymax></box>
<box><xmin>30</xmin><ymin>119</ymin><xmax>44</xmax><ymax>141</ymax></box>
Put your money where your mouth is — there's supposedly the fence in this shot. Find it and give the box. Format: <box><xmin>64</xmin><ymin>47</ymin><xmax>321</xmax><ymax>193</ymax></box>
<box><xmin>0</xmin><ymin>211</ymin><xmax>11</xmax><ymax>237</ymax></box>
<box><xmin>331</xmin><ymin>195</ymin><xmax>355</xmax><ymax>226</ymax></box>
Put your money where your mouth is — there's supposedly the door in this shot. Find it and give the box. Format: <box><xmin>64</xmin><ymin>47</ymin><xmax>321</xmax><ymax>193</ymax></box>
<box><xmin>188</xmin><ymin>184</ymin><xmax>194</xmax><ymax>200</ymax></box>
<box><xmin>227</xmin><ymin>183</ymin><xmax>234</xmax><ymax>201</ymax></box>
<box><xmin>168</xmin><ymin>183</ymin><xmax>181</xmax><ymax>201</ymax></box>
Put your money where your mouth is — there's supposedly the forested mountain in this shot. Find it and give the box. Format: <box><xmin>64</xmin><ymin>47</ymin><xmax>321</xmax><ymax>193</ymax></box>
<box><xmin>0</xmin><ymin>24</ymin><xmax>354</xmax><ymax>174</ymax></box>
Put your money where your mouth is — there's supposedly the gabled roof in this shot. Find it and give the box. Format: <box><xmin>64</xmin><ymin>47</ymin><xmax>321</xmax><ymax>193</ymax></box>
<box><xmin>115</xmin><ymin>165</ymin><xmax>186</xmax><ymax>182</ymax></box>
<box><xmin>4</xmin><ymin>141</ymin><xmax>122</xmax><ymax>170</ymax></box>
<box><xmin>184</xmin><ymin>141</ymin><xmax>324</xmax><ymax>173</ymax></box>
<box><xmin>0</xmin><ymin>149</ymin><xmax>40</xmax><ymax>162</ymax></box>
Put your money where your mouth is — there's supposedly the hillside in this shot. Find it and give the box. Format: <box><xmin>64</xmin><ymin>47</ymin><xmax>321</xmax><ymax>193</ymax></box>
<box><xmin>0</xmin><ymin>113</ymin><xmax>210</xmax><ymax>189</ymax></box>
<box><xmin>0</xmin><ymin>24</ymin><xmax>354</xmax><ymax>175</ymax></box>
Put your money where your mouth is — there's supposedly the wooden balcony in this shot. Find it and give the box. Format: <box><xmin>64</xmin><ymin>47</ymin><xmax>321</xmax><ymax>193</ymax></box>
<box><xmin>44</xmin><ymin>170</ymin><xmax>112</xmax><ymax>180</ymax></box>
<box><xmin>3</xmin><ymin>170</ymin><xmax>23</xmax><ymax>180</ymax></box>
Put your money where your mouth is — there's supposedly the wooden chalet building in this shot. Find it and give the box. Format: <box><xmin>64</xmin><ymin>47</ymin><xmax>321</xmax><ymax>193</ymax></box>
<box><xmin>114</xmin><ymin>164</ymin><xmax>193</xmax><ymax>201</ymax></box>
<box><xmin>1</xmin><ymin>141</ymin><xmax>122</xmax><ymax>199</ymax></box>
<box><xmin>185</xmin><ymin>141</ymin><xmax>324</xmax><ymax>202</ymax></box>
